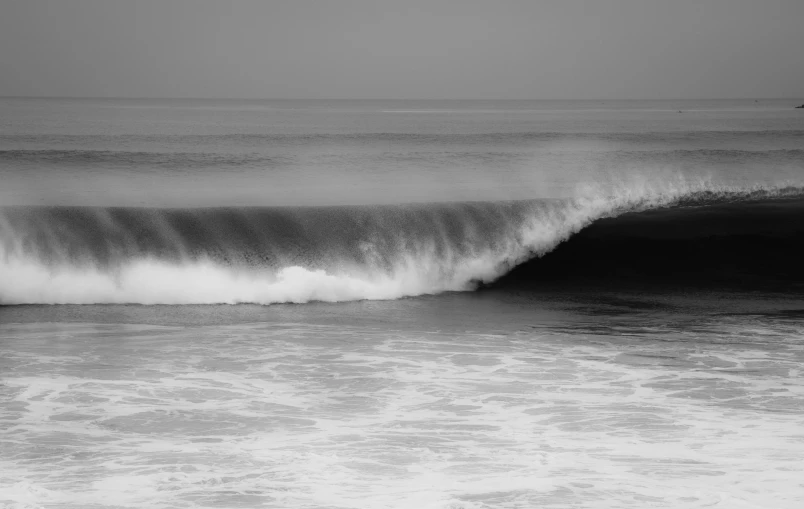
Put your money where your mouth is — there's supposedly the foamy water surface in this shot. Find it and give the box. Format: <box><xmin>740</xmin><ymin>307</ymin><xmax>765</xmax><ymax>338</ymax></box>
<box><xmin>2</xmin><ymin>309</ymin><xmax>803</xmax><ymax>509</ymax></box>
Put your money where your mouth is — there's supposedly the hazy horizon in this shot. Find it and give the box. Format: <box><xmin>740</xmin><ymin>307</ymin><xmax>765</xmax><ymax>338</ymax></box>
<box><xmin>2</xmin><ymin>95</ymin><xmax>803</xmax><ymax>101</ymax></box>
<box><xmin>2</xmin><ymin>0</ymin><xmax>803</xmax><ymax>101</ymax></box>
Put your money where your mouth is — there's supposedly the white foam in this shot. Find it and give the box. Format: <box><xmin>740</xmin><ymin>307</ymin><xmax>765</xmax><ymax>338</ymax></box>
<box><xmin>3</xmin><ymin>321</ymin><xmax>803</xmax><ymax>508</ymax></box>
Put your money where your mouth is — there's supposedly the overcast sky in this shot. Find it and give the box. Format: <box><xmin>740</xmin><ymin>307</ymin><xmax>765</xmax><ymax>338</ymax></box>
<box><xmin>1</xmin><ymin>0</ymin><xmax>802</xmax><ymax>99</ymax></box>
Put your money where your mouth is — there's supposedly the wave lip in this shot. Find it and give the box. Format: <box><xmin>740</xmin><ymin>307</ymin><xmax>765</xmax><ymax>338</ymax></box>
<box><xmin>1</xmin><ymin>181</ymin><xmax>803</xmax><ymax>305</ymax></box>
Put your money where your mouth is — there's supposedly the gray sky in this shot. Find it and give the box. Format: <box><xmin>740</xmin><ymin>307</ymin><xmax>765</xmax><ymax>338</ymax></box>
<box><xmin>1</xmin><ymin>0</ymin><xmax>802</xmax><ymax>99</ymax></box>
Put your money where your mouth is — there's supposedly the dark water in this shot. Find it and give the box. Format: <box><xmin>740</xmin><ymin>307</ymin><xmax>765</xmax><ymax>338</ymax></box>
<box><xmin>1</xmin><ymin>98</ymin><xmax>803</xmax><ymax>508</ymax></box>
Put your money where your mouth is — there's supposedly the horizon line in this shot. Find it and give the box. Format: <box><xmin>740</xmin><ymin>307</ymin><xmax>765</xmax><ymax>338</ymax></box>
<box><xmin>1</xmin><ymin>95</ymin><xmax>802</xmax><ymax>102</ymax></box>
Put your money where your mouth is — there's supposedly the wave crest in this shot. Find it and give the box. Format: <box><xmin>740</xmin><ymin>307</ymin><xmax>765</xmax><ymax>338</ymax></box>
<box><xmin>1</xmin><ymin>179</ymin><xmax>801</xmax><ymax>304</ymax></box>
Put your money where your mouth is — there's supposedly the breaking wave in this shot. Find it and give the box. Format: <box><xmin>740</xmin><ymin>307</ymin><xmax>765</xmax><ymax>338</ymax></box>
<box><xmin>1</xmin><ymin>179</ymin><xmax>802</xmax><ymax>304</ymax></box>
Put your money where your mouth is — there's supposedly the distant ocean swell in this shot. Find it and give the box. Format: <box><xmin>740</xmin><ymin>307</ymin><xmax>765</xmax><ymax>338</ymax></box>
<box><xmin>0</xmin><ymin>149</ymin><xmax>291</xmax><ymax>169</ymax></box>
<box><xmin>1</xmin><ymin>180</ymin><xmax>803</xmax><ymax>304</ymax></box>
<box><xmin>3</xmin><ymin>148</ymin><xmax>804</xmax><ymax>168</ymax></box>
<box><xmin>3</xmin><ymin>130</ymin><xmax>804</xmax><ymax>148</ymax></box>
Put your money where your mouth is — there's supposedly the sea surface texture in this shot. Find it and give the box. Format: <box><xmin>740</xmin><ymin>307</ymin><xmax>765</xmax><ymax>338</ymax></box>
<box><xmin>1</xmin><ymin>98</ymin><xmax>803</xmax><ymax>508</ymax></box>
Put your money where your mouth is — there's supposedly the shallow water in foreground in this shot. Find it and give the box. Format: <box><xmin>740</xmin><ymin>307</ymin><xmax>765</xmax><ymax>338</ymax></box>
<box><xmin>1</xmin><ymin>294</ymin><xmax>803</xmax><ymax>509</ymax></box>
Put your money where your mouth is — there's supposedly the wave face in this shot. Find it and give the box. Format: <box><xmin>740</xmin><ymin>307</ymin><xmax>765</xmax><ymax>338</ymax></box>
<box><xmin>1</xmin><ymin>181</ymin><xmax>803</xmax><ymax>304</ymax></box>
<box><xmin>492</xmin><ymin>194</ymin><xmax>804</xmax><ymax>292</ymax></box>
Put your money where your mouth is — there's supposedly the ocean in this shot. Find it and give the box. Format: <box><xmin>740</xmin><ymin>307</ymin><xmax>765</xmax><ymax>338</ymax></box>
<box><xmin>1</xmin><ymin>97</ymin><xmax>803</xmax><ymax>508</ymax></box>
